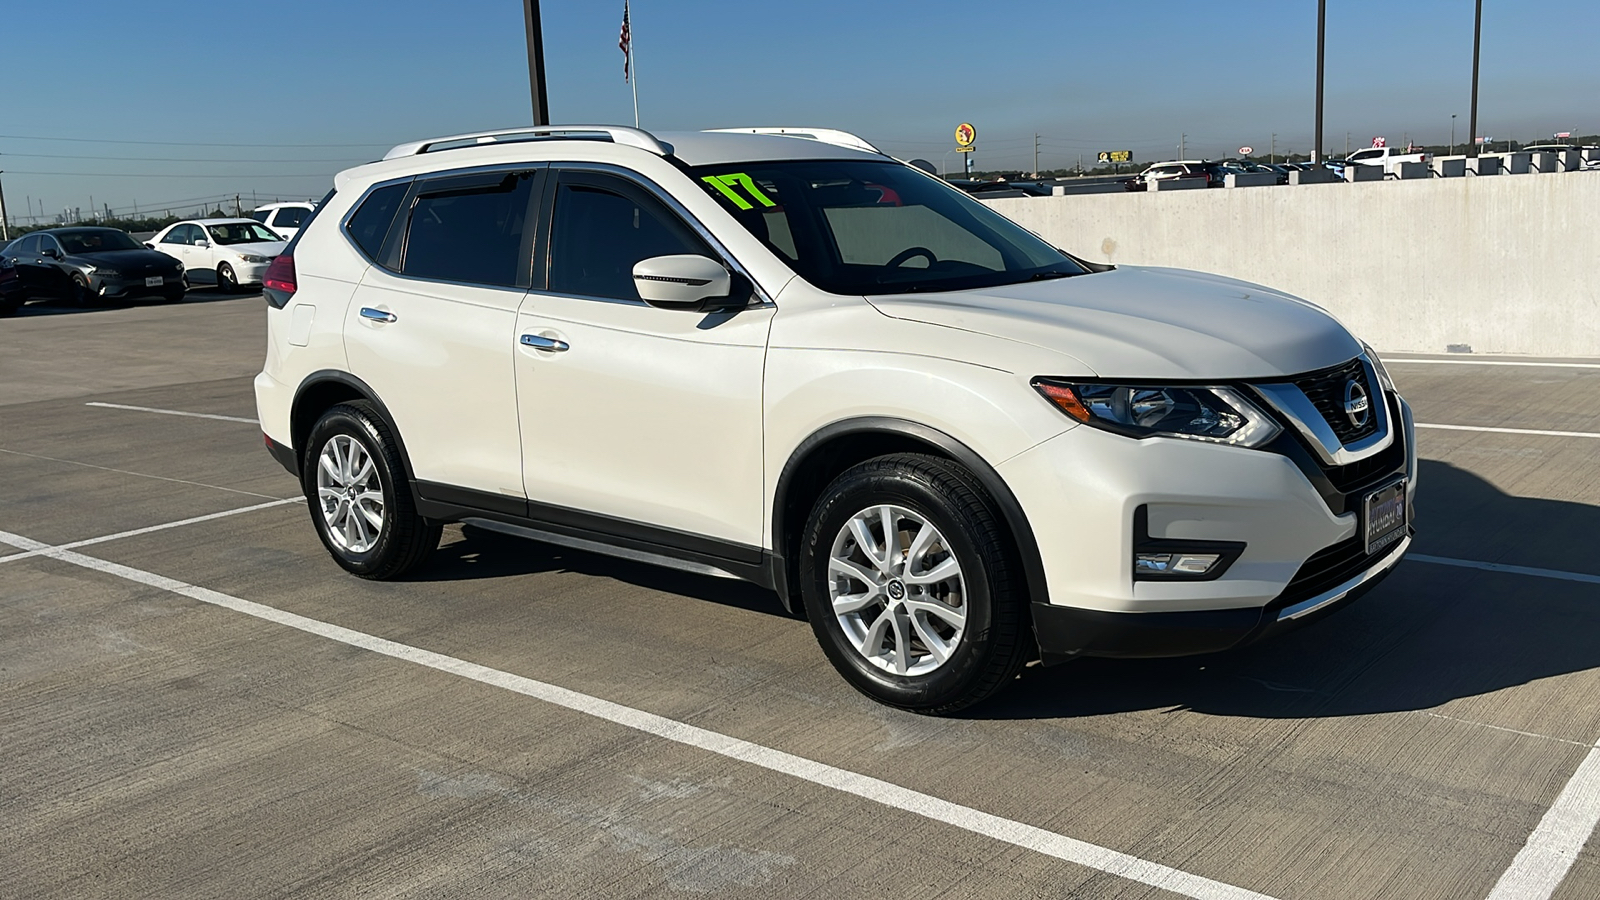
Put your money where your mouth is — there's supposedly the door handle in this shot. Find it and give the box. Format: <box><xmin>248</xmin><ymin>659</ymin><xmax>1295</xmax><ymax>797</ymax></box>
<box><xmin>520</xmin><ymin>334</ymin><xmax>569</xmax><ymax>352</ymax></box>
<box><xmin>360</xmin><ymin>307</ymin><xmax>397</xmax><ymax>323</ymax></box>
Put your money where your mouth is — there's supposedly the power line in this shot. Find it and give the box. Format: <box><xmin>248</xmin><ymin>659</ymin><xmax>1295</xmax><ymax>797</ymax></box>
<box><xmin>0</xmin><ymin>133</ymin><xmax>387</xmax><ymax>148</ymax></box>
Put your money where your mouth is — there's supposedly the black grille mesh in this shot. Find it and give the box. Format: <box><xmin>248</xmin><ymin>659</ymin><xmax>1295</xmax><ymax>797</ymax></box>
<box><xmin>1291</xmin><ymin>358</ymin><xmax>1378</xmax><ymax>444</ymax></box>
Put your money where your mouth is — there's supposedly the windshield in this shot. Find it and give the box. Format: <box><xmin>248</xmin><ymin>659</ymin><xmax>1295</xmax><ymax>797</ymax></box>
<box><xmin>55</xmin><ymin>230</ymin><xmax>143</xmax><ymax>254</ymax></box>
<box><xmin>689</xmin><ymin>160</ymin><xmax>1085</xmax><ymax>295</ymax></box>
<box><xmin>207</xmin><ymin>222</ymin><xmax>281</xmax><ymax>245</ymax></box>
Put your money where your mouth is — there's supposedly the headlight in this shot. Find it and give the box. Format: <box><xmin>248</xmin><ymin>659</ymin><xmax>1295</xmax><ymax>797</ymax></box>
<box><xmin>1360</xmin><ymin>341</ymin><xmax>1395</xmax><ymax>392</ymax></box>
<box><xmin>1032</xmin><ymin>380</ymin><xmax>1282</xmax><ymax>448</ymax></box>
<box><xmin>239</xmin><ymin>254</ymin><xmax>271</xmax><ymax>264</ymax></box>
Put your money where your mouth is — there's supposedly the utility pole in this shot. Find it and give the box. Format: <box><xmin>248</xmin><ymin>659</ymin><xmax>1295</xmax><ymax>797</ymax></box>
<box><xmin>1271</xmin><ymin>133</ymin><xmax>1277</xmax><ymax>163</ymax></box>
<box><xmin>522</xmin><ymin>0</ymin><xmax>550</xmax><ymax>126</ymax></box>
<box><xmin>1033</xmin><ymin>133</ymin><xmax>1040</xmax><ymax>177</ymax></box>
<box><xmin>1468</xmin><ymin>0</ymin><xmax>1483</xmax><ymax>158</ymax></box>
<box><xmin>235</xmin><ymin>194</ymin><xmax>242</xmax><ymax>217</ymax></box>
<box><xmin>0</xmin><ymin>170</ymin><xmax>10</xmax><ymax>240</ymax></box>
<box><xmin>1179</xmin><ymin>133</ymin><xmax>1186</xmax><ymax>158</ymax></box>
<box><xmin>1451</xmin><ymin>114</ymin><xmax>1457</xmax><ymax>155</ymax></box>
<box><xmin>1314</xmin><ymin>0</ymin><xmax>1326</xmax><ymax>163</ymax></box>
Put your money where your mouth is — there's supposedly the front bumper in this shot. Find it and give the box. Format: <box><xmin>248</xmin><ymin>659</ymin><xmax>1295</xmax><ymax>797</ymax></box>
<box><xmin>232</xmin><ymin>261</ymin><xmax>272</xmax><ymax>286</ymax></box>
<box><xmin>93</xmin><ymin>271</ymin><xmax>185</xmax><ymax>299</ymax></box>
<box><xmin>1000</xmin><ymin>389</ymin><xmax>1415</xmax><ymax>664</ymax></box>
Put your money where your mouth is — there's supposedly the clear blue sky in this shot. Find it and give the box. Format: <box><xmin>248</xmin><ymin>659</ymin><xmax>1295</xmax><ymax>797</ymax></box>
<box><xmin>4</xmin><ymin>0</ymin><xmax>1593</xmax><ymax>222</ymax></box>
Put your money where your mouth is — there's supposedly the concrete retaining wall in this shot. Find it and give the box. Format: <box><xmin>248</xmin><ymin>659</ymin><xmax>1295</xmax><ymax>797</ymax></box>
<box><xmin>985</xmin><ymin>173</ymin><xmax>1600</xmax><ymax>356</ymax></box>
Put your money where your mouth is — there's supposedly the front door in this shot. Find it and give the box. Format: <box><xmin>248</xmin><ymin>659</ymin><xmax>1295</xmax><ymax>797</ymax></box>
<box><xmin>514</xmin><ymin>168</ymin><xmax>772</xmax><ymax>557</ymax></box>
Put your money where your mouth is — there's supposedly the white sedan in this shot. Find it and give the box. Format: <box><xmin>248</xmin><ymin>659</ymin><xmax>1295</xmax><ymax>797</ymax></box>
<box><xmin>147</xmin><ymin>218</ymin><xmax>286</xmax><ymax>291</ymax></box>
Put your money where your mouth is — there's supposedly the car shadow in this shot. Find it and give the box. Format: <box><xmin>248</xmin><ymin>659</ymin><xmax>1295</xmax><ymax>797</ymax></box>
<box><xmin>11</xmin><ymin>288</ymin><xmax>256</xmax><ymax>317</ymax></box>
<box><xmin>406</xmin><ymin>459</ymin><xmax>1600</xmax><ymax>721</ymax></box>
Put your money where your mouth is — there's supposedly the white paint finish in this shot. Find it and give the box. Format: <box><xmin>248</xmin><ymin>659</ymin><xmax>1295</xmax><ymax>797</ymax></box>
<box><xmin>1408</xmin><ymin>554</ymin><xmax>1600</xmax><ymax>586</ymax></box>
<box><xmin>85</xmin><ymin>402</ymin><xmax>256</xmax><ymax>424</ymax></box>
<box><xmin>0</xmin><ymin>498</ymin><xmax>300</xmax><ymax>565</ymax></box>
<box><xmin>0</xmin><ymin>526</ymin><xmax>1281</xmax><ymax>900</ymax></box>
<box><xmin>1416</xmin><ymin>423</ymin><xmax>1600</xmax><ymax>440</ymax></box>
<box><xmin>1484</xmin><ymin>743</ymin><xmax>1600</xmax><ymax>900</ymax></box>
<box><xmin>985</xmin><ymin>175</ymin><xmax>1600</xmax><ymax>357</ymax></box>
<box><xmin>343</xmin><ymin>267</ymin><xmax>526</xmax><ymax>497</ymax></box>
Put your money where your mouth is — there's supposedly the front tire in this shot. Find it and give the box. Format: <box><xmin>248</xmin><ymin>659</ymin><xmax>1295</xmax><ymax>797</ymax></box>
<box><xmin>70</xmin><ymin>274</ymin><xmax>95</xmax><ymax>307</ymax></box>
<box><xmin>799</xmin><ymin>454</ymin><xmax>1029</xmax><ymax>715</ymax></box>
<box><xmin>216</xmin><ymin>263</ymin><xmax>238</xmax><ymax>293</ymax></box>
<box><xmin>303</xmin><ymin>402</ymin><xmax>440</xmax><ymax>579</ymax></box>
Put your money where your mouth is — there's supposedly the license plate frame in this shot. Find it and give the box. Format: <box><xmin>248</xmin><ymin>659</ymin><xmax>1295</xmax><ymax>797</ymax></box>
<box><xmin>145</xmin><ymin>276</ymin><xmax>164</xmax><ymax>287</ymax></box>
<box><xmin>1364</xmin><ymin>478</ymin><xmax>1408</xmax><ymax>555</ymax></box>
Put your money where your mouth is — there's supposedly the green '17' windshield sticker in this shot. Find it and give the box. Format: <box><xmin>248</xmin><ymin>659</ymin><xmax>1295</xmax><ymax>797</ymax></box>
<box><xmin>701</xmin><ymin>173</ymin><xmax>776</xmax><ymax>210</ymax></box>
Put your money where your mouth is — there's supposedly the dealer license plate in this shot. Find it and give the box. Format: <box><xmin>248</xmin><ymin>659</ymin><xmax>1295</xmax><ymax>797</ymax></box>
<box><xmin>1364</xmin><ymin>479</ymin><xmax>1408</xmax><ymax>555</ymax></box>
<box><xmin>145</xmin><ymin>276</ymin><xmax>164</xmax><ymax>287</ymax></box>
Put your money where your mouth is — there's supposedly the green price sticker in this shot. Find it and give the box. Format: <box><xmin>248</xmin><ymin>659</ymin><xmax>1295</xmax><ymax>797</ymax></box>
<box><xmin>701</xmin><ymin>173</ymin><xmax>776</xmax><ymax>210</ymax></box>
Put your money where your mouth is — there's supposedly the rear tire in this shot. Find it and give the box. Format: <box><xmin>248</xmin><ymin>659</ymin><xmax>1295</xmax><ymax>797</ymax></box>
<box><xmin>0</xmin><ymin>297</ymin><xmax>20</xmax><ymax>316</ymax></box>
<box><xmin>799</xmin><ymin>453</ymin><xmax>1029</xmax><ymax>715</ymax></box>
<box><xmin>303</xmin><ymin>402</ymin><xmax>440</xmax><ymax>579</ymax></box>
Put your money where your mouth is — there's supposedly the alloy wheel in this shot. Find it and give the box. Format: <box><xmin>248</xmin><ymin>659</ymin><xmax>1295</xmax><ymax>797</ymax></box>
<box><xmin>316</xmin><ymin>434</ymin><xmax>385</xmax><ymax>553</ymax></box>
<box><xmin>828</xmin><ymin>504</ymin><xmax>967</xmax><ymax>676</ymax></box>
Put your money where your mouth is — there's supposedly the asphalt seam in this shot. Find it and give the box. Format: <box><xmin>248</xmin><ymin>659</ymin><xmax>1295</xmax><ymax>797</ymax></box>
<box><xmin>0</xmin><ymin>447</ymin><xmax>288</xmax><ymax>500</ymax></box>
<box><xmin>0</xmin><ymin>497</ymin><xmax>302</xmax><ymax>565</ymax></box>
<box><xmin>0</xmin><ymin>525</ymin><xmax>1281</xmax><ymax>900</ymax></box>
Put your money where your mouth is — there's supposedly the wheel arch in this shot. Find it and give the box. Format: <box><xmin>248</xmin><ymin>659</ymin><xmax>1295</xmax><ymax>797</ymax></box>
<box><xmin>771</xmin><ymin>417</ymin><xmax>1049</xmax><ymax>616</ymax></box>
<box><xmin>289</xmin><ymin>370</ymin><xmax>415</xmax><ymax>483</ymax></box>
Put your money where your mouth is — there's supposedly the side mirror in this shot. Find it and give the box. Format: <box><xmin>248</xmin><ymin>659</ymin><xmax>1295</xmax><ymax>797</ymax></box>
<box><xmin>194</xmin><ymin>239</ymin><xmax>210</xmax><ymax>249</ymax></box>
<box><xmin>42</xmin><ymin>248</ymin><xmax>62</xmax><ymax>260</ymax></box>
<box><xmin>632</xmin><ymin>254</ymin><xmax>740</xmax><ymax>312</ymax></box>
<box><xmin>144</xmin><ymin>242</ymin><xmax>155</xmax><ymax>249</ymax></box>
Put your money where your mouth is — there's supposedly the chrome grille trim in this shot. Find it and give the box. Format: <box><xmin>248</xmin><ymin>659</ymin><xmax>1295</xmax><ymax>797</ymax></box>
<box><xmin>1252</xmin><ymin>354</ymin><xmax>1394</xmax><ymax>466</ymax></box>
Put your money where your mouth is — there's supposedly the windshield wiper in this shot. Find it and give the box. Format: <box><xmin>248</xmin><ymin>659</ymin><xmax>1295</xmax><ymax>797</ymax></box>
<box><xmin>1024</xmin><ymin>270</ymin><xmax>1078</xmax><ymax>282</ymax></box>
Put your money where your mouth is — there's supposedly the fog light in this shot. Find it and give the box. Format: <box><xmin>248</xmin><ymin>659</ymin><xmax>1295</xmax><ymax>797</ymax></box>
<box><xmin>1135</xmin><ymin>552</ymin><xmax>1222</xmax><ymax>575</ymax></box>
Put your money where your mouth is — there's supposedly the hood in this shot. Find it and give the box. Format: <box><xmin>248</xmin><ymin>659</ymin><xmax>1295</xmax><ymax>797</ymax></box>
<box><xmin>216</xmin><ymin>241</ymin><xmax>287</xmax><ymax>256</ymax></box>
<box><xmin>74</xmin><ymin>248</ymin><xmax>185</xmax><ymax>269</ymax></box>
<box><xmin>865</xmin><ymin>265</ymin><xmax>1361</xmax><ymax>380</ymax></box>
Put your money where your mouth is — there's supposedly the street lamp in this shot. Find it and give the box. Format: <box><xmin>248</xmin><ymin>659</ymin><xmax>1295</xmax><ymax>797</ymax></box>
<box><xmin>1451</xmin><ymin>114</ymin><xmax>1457</xmax><ymax>156</ymax></box>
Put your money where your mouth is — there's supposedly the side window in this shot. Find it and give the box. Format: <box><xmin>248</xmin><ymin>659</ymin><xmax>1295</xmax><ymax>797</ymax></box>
<box><xmin>247</xmin><ymin>210</ymin><xmax>269</xmax><ymax>223</ymax></box>
<box><xmin>39</xmin><ymin>236</ymin><xmax>63</xmax><ymax>256</ymax></box>
<box><xmin>401</xmin><ymin>171</ymin><xmax>534</xmax><ymax>287</ymax></box>
<box><xmin>162</xmin><ymin>226</ymin><xmax>190</xmax><ymax>245</ymax></box>
<box><xmin>274</xmin><ymin>207</ymin><xmax>309</xmax><ymax>229</ymax></box>
<box><xmin>547</xmin><ymin>174</ymin><xmax>714</xmax><ymax>302</ymax></box>
<box><xmin>13</xmin><ymin>235</ymin><xmax>39</xmax><ymax>256</ymax></box>
<box><xmin>345</xmin><ymin>183</ymin><xmax>410</xmax><ymax>263</ymax></box>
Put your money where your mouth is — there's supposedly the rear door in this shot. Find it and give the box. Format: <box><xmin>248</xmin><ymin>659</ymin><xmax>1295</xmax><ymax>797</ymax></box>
<box><xmin>342</xmin><ymin>166</ymin><xmax>542</xmax><ymax>503</ymax></box>
<box><xmin>156</xmin><ymin>225</ymin><xmax>198</xmax><ymax>279</ymax></box>
<box><xmin>7</xmin><ymin>235</ymin><xmax>42</xmax><ymax>295</ymax></box>
<box><xmin>512</xmin><ymin>166</ymin><xmax>772</xmax><ymax>554</ymax></box>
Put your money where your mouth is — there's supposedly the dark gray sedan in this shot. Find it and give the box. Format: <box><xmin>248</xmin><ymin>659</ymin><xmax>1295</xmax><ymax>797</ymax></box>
<box><xmin>0</xmin><ymin>227</ymin><xmax>186</xmax><ymax>308</ymax></box>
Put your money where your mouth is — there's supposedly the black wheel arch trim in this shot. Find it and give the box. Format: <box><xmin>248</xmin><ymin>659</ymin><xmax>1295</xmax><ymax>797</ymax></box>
<box><xmin>772</xmin><ymin>416</ymin><xmax>1050</xmax><ymax>616</ymax></box>
<box><xmin>289</xmin><ymin>370</ymin><xmax>417</xmax><ymax>484</ymax></box>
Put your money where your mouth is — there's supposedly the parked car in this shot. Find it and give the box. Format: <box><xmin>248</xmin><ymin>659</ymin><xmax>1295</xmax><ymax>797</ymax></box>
<box><xmin>0</xmin><ymin>227</ymin><xmax>186</xmax><ymax>308</ymax></box>
<box><xmin>248</xmin><ymin>201</ymin><xmax>317</xmax><ymax>240</ymax></box>
<box><xmin>0</xmin><ymin>254</ymin><xmax>24</xmax><ymax>315</ymax></box>
<box><xmin>257</xmin><ymin>124</ymin><xmax>1414</xmax><ymax>714</ymax></box>
<box><xmin>1339</xmin><ymin>146</ymin><xmax>1430</xmax><ymax>178</ymax></box>
<box><xmin>148</xmin><ymin>219</ymin><xmax>286</xmax><ymax>291</ymax></box>
<box><xmin>1122</xmin><ymin>160</ymin><xmax>1227</xmax><ymax>191</ymax></box>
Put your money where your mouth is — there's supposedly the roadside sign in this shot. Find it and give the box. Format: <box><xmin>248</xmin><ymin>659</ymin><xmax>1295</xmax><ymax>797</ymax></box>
<box><xmin>1238</xmin><ymin>146</ymin><xmax>1254</xmax><ymax>155</ymax></box>
<box><xmin>1372</xmin><ymin>136</ymin><xmax>1387</xmax><ymax>148</ymax></box>
<box><xmin>1555</xmin><ymin>131</ymin><xmax>1572</xmax><ymax>139</ymax></box>
<box><xmin>1097</xmin><ymin>150</ymin><xmax>1132</xmax><ymax>164</ymax></box>
<box><xmin>955</xmin><ymin>123</ymin><xmax>976</xmax><ymax>148</ymax></box>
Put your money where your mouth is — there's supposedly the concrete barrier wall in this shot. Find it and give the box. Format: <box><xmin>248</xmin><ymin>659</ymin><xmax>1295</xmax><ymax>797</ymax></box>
<box><xmin>985</xmin><ymin>174</ymin><xmax>1600</xmax><ymax>356</ymax></box>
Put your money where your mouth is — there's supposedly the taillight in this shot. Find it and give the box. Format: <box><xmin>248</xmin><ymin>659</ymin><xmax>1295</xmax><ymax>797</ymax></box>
<box><xmin>262</xmin><ymin>253</ymin><xmax>297</xmax><ymax>309</ymax></box>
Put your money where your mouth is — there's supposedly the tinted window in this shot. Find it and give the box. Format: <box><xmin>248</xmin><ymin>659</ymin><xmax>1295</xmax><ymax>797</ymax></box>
<box><xmin>548</xmin><ymin>175</ymin><xmax>712</xmax><ymax>302</ymax></box>
<box><xmin>691</xmin><ymin>160</ymin><xmax>1083</xmax><ymax>296</ymax></box>
<box><xmin>248</xmin><ymin>210</ymin><xmax>269</xmax><ymax>223</ymax></box>
<box><xmin>57</xmin><ymin>230</ymin><xmax>142</xmax><ymax>253</ymax></box>
<box><xmin>402</xmin><ymin>172</ymin><xmax>533</xmax><ymax>287</ymax></box>
<box><xmin>39</xmin><ymin>236</ymin><xmax>63</xmax><ymax>255</ymax></box>
<box><xmin>206</xmin><ymin>222</ymin><xmax>281</xmax><ymax>245</ymax></box>
<box><xmin>11</xmin><ymin>235</ymin><xmax>39</xmax><ymax>256</ymax></box>
<box><xmin>346</xmin><ymin>183</ymin><xmax>409</xmax><ymax>262</ymax></box>
<box><xmin>161</xmin><ymin>226</ymin><xmax>191</xmax><ymax>245</ymax></box>
<box><xmin>272</xmin><ymin>207</ymin><xmax>309</xmax><ymax>229</ymax></box>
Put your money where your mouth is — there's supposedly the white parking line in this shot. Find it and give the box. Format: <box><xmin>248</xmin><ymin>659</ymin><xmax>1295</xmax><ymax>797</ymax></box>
<box><xmin>0</xmin><ymin>498</ymin><xmax>301</xmax><ymax>565</ymax></box>
<box><xmin>1409</xmin><ymin>555</ymin><xmax>1600</xmax><ymax>586</ymax></box>
<box><xmin>1387</xmin><ymin>359</ymin><xmax>1600</xmax><ymax>370</ymax></box>
<box><xmin>85</xmin><ymin>402</ymin><xmax>257</xmax><ymax>424</ymax></box>
<box><xmin>1484</xmin><ymin>742</ymin><xmax>1600</xmax><ymax>900</ymax></box>
<box><xmin>0</xmin><ymin>525</ymin><xmax>1280</xmax><ymax>900</ymax></box>
<box><xmin>1416</xmin><ymin>423</ymin><xmax>1600</xmax><ymax>440</ymax></box>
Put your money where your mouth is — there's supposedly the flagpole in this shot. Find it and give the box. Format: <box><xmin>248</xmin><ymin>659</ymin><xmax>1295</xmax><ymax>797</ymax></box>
<box><xmin>629</xmin><ymin>6</ymin><xmax>639</xmax><ymax>127</ymax></box>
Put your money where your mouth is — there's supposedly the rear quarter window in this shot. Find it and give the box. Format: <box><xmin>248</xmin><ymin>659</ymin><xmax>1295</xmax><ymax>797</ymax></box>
<box><xmin>345</xmin><ymin>183</ymin><xmax>409</xmax><ymax>262</ymax></box>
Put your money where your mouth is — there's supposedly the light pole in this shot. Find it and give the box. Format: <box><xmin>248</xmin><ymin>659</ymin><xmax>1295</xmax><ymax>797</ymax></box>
<box><xmin>1468</xmin><ymin>0</ymin><xmax>1482</xmax><ymax>158</ymax></box>
<box><xmin>1451</xmin><ymin>114</ymin><xmax>1457</xmax><ymax>155</ymax></box>
<box><xmin>1314</xmin><ymin>0</ymin><xmax>1326</xmax><ymax>163</ymax></box>
<box><xmin>0</xmin><ymin>169</ymin><xmax>10</xmax><ymax>241</ymax></box>
<box><xmin>521</xmin><ymin>0</ymin><xmax>550</xmax><ymax>125</ymax></box>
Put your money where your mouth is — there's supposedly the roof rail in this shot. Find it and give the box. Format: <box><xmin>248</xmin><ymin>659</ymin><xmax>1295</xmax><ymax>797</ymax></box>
<box><xmin>703</xmin><ymin>127</ymin><xmax>883</xmax><ymax>156</ymax></box>
<box><xmin>383</xmin><ymin>125</ymin><xmax>670</xmax><ymax>161</ymax></box>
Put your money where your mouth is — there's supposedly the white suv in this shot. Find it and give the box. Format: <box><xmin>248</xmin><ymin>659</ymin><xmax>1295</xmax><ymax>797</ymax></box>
<box><xmin>248</xmin><ymin>201</ymin><xmax>317</xmax><ymax>240</ymax></box>
<box><xmin>255</xmin><ymin>125</ymin><xmax>1415</xmax><ymax>714</ymax></box>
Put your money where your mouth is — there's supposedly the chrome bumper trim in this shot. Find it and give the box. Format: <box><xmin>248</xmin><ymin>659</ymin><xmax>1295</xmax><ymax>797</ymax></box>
<box><xmin>1276</xmin><ymin>534</ymin><xmax>1411</xmax><ymax>622</ymax></box>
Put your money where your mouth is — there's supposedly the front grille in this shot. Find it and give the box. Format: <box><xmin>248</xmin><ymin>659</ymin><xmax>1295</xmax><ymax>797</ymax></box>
<box><xmin>1292</xmin><ymin>358</ymin><xmax>1378</xmax><ymax>444</ymax></box>
<box><xmin>1273</xmin><ymin>534</ymin><xmax>1396</xmax><ymax>611</ymax></box>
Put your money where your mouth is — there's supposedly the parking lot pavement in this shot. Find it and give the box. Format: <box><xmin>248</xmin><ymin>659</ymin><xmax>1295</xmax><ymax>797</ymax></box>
<box><xmin>2</xmin><ymin>302</ymin><xmax>1598</xmax><ymax>899</ymax></box>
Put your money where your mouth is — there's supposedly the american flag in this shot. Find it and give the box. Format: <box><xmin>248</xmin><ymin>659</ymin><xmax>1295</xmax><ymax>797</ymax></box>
<box><xmin>620</xmin><ymin>1</ymin><xmax>632</xmax><ymax>83</ymax></box>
